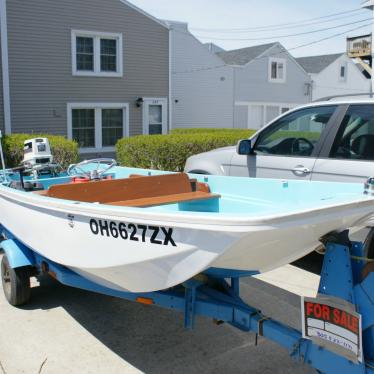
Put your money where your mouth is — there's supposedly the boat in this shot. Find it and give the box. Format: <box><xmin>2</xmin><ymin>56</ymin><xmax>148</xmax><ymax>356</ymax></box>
<box><xmin>1</xmin><ymin>139</ymin><xmax>374</xmax><ymax>292</ymax></box>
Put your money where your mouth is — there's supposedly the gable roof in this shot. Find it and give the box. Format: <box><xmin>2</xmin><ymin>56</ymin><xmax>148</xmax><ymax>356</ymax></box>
<box><xmin>216</xmin><ymin>42</ymin><xmax>278</xmax><ymax>65</ymax></box>
<box><xmin>119</xmin><ymin>0</ymin><xmax>169</xmax><ymax>29</ymax></box>
<box><xmin>204</xmin><ymin>43</ymin><xmax>225</xmax><ymax>53</ymax></box>
<box><xmin>296</xmin><ymin>53</ymin><xmax>343</xmax><ymax>74</ymax></box>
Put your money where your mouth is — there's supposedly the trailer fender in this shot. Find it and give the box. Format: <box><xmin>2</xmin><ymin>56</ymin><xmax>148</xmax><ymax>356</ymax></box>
<box><xmin>0</xmin><ymin>239</ymin><xmax>35</xmax><ymax>269</ymax></box>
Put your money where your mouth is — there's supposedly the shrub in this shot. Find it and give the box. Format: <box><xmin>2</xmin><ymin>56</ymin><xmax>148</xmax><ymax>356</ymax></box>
<box><xmin>1</xmin><ymin>133</ymin><xmax>79</xmax><ymax>169</ymax></box>
<box><xmin>116</xmin><ymin>130</ymin><xmax>256</xmax><ymax>171</ymax></box>
<box><xmin>171</xmin><ymin>128</ymin><xmax>256</xmax><ymax>136</ymax></box>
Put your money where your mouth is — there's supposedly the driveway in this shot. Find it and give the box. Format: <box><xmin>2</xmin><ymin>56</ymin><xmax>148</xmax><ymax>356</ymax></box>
<box><xmin>0</xmin><ymin>253</ymin><xmax>316</xmax><ymax>374</ymax></box>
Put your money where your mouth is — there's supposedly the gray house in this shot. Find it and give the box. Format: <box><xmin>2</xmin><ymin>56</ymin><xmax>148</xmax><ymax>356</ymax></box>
<box><xmin>217</xmin><ymin>43</ymin><xmax>312</xmax><ymax>129</ymax></box>
<box><xmin>0</xmin><ymin>0</ymin><xmax>170</xmax><ymax>154</ymax></box>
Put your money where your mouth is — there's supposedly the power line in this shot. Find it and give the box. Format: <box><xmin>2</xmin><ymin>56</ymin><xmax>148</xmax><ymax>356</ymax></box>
<box><xmin>192</xmin><ymin>11</ymin><xmax>367</xmax><ymax>34</ymax></box>
<box><xmin>286</xmin><ymin>22</ymin><xmax>372</xmax><ymax>53</ymax></box>
<box><xmin>172</xmin><ymin>23</ymin><xmax>373</xmax><ymax>74</ymax></box>
<box><xmin>190</xmin><ymin>8</ymin><xmax>363</xmax><ymax>32</ymax></box>
<box><xmin>195</xmin><ymin>18</ymin><xmax>372</xmax><ymax>41</ymax></box>
<box><xmin>172</xmin><ymin>63</ymin><xmax>227</xmax><ymax>75</ymax></box>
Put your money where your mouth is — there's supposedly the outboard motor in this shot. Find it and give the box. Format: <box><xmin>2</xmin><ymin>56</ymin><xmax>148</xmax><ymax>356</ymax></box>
<box><xmin>21</xmin><ymin>138</ymin><xmax>61</xmax><ymax>179</ymax></box>
<box><xmin>23</xmin><ymin>138</ymin><xmax>53</xmax><ymax>166</ymax></box>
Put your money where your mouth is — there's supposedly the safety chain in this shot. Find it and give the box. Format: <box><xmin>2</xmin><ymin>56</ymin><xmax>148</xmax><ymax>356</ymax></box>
<box><xmin>350</xmin><ymin>255</ymin><xmax>374</xmax><ymax>262</ymax></box>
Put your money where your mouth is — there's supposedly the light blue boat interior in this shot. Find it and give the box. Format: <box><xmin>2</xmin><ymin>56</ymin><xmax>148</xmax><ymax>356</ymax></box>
<box><xmin>0</xmin><ymin>165</ymin><xmax>370</xmax><ymax>217</ymax></box>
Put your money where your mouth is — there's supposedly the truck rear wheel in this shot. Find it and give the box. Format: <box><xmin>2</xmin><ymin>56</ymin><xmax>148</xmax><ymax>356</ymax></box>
<box><xmin>1</xmin><ymin>255</ymin><xmax>31</xmax><ymax>306</ymax></box>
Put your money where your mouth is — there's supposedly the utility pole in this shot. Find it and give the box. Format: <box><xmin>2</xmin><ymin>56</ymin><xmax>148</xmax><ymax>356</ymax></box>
<box><xmin>362</xmin><ymin>1</ymin><xmax>374</xmax><ymax>96</ymax></box>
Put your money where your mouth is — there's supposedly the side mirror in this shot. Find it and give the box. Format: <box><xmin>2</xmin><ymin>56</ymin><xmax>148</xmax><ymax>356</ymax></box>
<box><xmin>236</xmin><ymin>139</ymin><xmax>252</xmax><ymax>155</ymax></box>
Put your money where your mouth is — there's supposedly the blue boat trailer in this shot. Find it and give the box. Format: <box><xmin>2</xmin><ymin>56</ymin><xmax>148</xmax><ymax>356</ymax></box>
<box><xmin>0</xmin><ymin>225</ymin><xmax>373</xmax><ymax>374</ymax></box>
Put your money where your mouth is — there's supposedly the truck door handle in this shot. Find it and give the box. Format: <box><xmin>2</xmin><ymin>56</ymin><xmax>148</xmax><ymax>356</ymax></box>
<box><xmin>293</xmin><ymin>166</ymin><xmax>311</xmax><ymax>175</ymax></box>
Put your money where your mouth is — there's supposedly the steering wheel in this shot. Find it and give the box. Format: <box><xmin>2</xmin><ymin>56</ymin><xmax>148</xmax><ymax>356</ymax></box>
<box><xmin>67</xmin><ymin>158</ymin><xmax>117</xmax><ymax>180</ymax></box>
<box><xmin>255</xmin><ymin>145</ymin><xmax>270</xmax><ymax>154</ymax></box>
<box><xmin>291</xmin><ymin>137</ymin><xmax>314</xmax><ymax>155</ymax></box>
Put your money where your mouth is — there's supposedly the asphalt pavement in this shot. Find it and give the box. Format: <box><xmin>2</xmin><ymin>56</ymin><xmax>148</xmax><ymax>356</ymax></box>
<box><xmin>0</xmin><ymin>252</ymin><xmax>317</xmax><ymax>374</ymax></box>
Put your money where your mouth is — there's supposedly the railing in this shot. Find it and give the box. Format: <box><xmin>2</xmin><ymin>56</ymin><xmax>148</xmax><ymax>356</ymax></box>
<box><xmin>347</xmin><ymin>34</ymin><xmax>372</xmax><ymax>58</ymax></box>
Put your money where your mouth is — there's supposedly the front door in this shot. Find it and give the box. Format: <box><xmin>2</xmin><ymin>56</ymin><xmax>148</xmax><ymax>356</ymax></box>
<box><xmin>143</xmin><ymin>98</ymin><xmax>168</xmax><ymax>135</ymax></box>
<box><xmin>230</xmin><ymin>105</ymin><xmax>338</xmax><ymax>180</ymax></box>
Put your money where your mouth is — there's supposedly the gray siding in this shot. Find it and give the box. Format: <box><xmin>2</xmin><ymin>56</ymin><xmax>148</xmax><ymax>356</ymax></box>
<box><xmin>234</xmin><ymin>44</ymin><xmax>311</xmax><ymax>104</ymax></box>
<box><xmin>0</xmin><ymin>34</ymin><xmax>4</xmax><ymax>133</ymax></box>
<box><xmin>6</xmin><ymin>0</ymin><xmax>169</xmax><ymax>136</ymax></box>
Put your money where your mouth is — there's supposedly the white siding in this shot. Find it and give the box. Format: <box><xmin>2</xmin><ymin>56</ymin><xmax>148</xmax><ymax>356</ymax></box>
<box><xmin>311</xmin><ymin>55</ymin><xmax>371</xmax><ymax>100</ymax></box>
<box><xmin>234</xmin><ymin>105</ymin><xmax>248</xmax><ymax>129</ymax></box>
<box><xmin>170</xmin><ymin>22</ymin><xmax>234</xmax><ymax>129</ymax></box>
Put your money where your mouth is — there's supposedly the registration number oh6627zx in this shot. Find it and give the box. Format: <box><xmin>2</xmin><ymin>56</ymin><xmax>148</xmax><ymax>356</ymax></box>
<box><xmin>89</xmin><ymin>219</ymin><xmax>177</xmax><ymax>247</ymax></box>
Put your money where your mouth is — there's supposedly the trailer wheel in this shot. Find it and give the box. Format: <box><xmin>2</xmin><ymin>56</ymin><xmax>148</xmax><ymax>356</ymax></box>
<box><xmin>1</xmin><ymin>255</ymin><xmax>31</xmax><ymax>306</ymax></box>
<box><xmin>361</xmin><ymin>228</ymin><xmax>374</xmax><ymax>280</ymax></box>
<box><xmin>363</xmin><ymin>227</ymin><xmax>374</xmax><ymax>260</ymax></box>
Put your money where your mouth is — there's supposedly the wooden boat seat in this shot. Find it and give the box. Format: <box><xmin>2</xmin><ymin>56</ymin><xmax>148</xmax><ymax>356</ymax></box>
<box><xmin>32</xmin><ymin>190</ymin><xmax>49</xmax><ymax>196</ymax></box>
<box><xmin>107</xmin><ymin>191</ymin><xmax>220</xmax><ymax>207</ymax></box>
<box><xmin>43</xmin><ymin>172</ymin><xmax>220</xmax><ymax>207</ymax></box>
<box><xmin>128</xmin><ymin>174</ymin><xmax>211</xmax><ymax>193</ymax></box>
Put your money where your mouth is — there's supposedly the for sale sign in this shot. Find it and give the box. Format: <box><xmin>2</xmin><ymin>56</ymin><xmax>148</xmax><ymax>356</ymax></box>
<box><xmin>301</xmin><ymin>296</ymin><xmax>363</xmax><ymax>362</ymax></box>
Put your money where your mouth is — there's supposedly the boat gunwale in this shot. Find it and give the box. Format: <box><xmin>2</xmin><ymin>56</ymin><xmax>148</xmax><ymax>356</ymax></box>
<box><xmin>1</xmin><ymin>183</ymin><xmax>374</xmax><ymax>230</ymax></box>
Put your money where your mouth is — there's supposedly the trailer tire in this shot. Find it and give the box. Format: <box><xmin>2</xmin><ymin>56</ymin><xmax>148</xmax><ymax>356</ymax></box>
<box><xmin>361</xmin><ymin>228</ymin><xmax>374</xmax><ymax>280</ymax></box>
<box><xmin>363</xmin><ymin>227</ymin><xmax>374</xmax><ymax>260</ymax></box>
<box><xmin>1</xmin><ymin>255</ymin><xmax>31</xmax><ymax>306</ymax></box>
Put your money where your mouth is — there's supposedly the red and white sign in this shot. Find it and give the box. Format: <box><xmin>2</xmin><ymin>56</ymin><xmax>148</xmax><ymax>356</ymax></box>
<box><xmin>301</xmin><ymin>297</ymin><xmax>362</xmax><ymax>362</ymax></box>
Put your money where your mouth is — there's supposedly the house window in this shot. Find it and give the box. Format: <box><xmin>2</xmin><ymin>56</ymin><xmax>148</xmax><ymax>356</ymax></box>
<box><xmin>102</xmin><ymin>109</ymin><xmax>123</xmax><ymax>146</ymax></box>
<box><xmin>68</xmin><ymin>103</ymin><xmax>128</xmax><ymax>152</ymax></box>
<box><xmin>72</xmin><ymin>109</ymin><xmax>95</xmax><ymax>148</ymax></box>
<box><xmin>76</xmin><ymin>37</ymin><xmax>94</xmax><ymax>71</ymax></box>
<box><xmin>340</xmin><ymin>63</ymin><xmax>347</xmax><ymax>81</ymax></box>
<box><xmin>268</xmin><ymin>58</ymin><xmax>286</xmax><ymax>83</ymax></box>
<box><xmin>71</xmin><ymin>30</ymin><xmax>123</xmax><ymax>77</ymax></box>
<box><xmin>100</xmin><ymin>39</ymin><xmax>117</xmax><ymax>72</ymax></box>
<box><xmin>148</xmin><ymin>105</ymin><xmax>163</xmax><ymax>134</ymax></box>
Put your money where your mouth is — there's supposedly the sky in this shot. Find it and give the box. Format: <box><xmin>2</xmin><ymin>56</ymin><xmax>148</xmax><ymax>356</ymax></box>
<box><xmin>128</xmin><ymin>0</ymin><xmax>372</xmax><ymax>57</ymax></box>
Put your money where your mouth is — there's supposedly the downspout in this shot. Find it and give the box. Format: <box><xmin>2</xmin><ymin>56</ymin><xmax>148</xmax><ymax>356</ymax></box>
<box><xmin>232</xmin><ymin>67</ymin><xmax>236</xmax><ymax>128</ymax></box>
<box><xmin>0</xmin><ymin>0</ymin><xmax>11</xmax><ymax>134</ymax></box>
<box><xmin>168</xmin><ymin>25</ymin><xmax>172</xmax><ymax>133</ymax></box>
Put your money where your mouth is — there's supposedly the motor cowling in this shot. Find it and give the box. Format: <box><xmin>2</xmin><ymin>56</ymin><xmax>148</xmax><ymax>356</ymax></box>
<box><xmin>23</xmin><ymin>138</ymin><xmax>53</xmax><ymax>166</ymax></box>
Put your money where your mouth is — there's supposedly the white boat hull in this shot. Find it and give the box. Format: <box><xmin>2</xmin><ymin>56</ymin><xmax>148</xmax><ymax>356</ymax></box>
<box><xmin>1</xmin><ymin>182</ymin><xmax>374</xmax><ymax>292</ymax></box>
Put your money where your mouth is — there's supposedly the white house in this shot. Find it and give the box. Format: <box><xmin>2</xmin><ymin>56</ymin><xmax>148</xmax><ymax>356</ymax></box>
<box><xmin>167</xmin><ymin>21</ymin><xmax>312</xmax><ymax>130</ymax></box>
<box><xmin>166</xmin><ymin>21</ymin><xmax>234</xmax><ymax>129</ymax></box>
<box><xmin>296</xmin><ymin>53</ymin><xmax>371</xmax><ymax>101</ymax></box>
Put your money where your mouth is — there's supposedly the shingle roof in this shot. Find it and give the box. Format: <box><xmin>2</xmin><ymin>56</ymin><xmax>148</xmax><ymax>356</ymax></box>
<box><xmin>216</xmin><ymin>42</ymin><xmax>278</xmax><ymax>65</ymax></box>
<box><xmin>204</xmin><ymin>43</ymin><xmax>225</xmax><ymax>53</ymax></box>
<box><xmin>296</xmin><ymin>53</ymin><xmax>343</xmax><ymax>74</ymax></box>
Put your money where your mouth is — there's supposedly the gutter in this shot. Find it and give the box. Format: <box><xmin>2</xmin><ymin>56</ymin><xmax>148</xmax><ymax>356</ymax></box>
<box><xmin>0</xmin><ymin>0</ymin><xmax>11</xmax><ymax>134</ymax></box>
<box><xmin>168</xmin><ymin>25</ymin><xmax>172</xmax><ymax>132</ymax></box>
